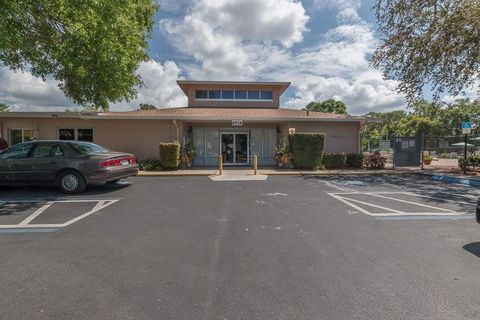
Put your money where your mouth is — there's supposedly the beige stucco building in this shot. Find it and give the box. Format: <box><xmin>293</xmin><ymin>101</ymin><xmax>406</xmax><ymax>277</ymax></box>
<box><xmin>0</xmin><ymin>81</ymin><xmax>365</xmax><ymax>166</ymax></box>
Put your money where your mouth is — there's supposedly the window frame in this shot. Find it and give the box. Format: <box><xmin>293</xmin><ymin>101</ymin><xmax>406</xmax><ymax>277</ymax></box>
<box><xmin>9</xmin><ymin>128</ymin><xmax>34</xmax><ymax>145</ymax></box>
<box><xmin>30</xmin><ymin>143</ymin><xmax>65</xmax><ymax>158</ymax></box>
<box><xmin>58</xmin><ymin>128</ymin><xmax>94</xmax><ymax>142</ymax></box>
<box><xmin>194</xmin><ymin>89</ymin><xmax>273</xmax><ymax>101</ymax></box>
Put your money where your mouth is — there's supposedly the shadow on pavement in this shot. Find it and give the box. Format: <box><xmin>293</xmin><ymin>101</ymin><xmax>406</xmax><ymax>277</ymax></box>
<box><xmin>463</xmin><ymin>242</ymin><xmax>480</xmax><ymax>258</ymax></box>
<box><xmin>0</xmin><ymin>182</ymin><xmax>132</xmax><ymax>198</ymax></box>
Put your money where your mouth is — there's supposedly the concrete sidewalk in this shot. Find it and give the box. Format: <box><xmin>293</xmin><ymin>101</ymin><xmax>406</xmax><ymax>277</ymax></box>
<box><xmin>137</xmin><ymin>167</ymin><xmax>414</xmax><ymax>177</ymax></box>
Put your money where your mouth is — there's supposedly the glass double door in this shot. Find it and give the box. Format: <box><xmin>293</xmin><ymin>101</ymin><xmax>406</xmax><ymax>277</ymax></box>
<box><xmin>221</xmin><ymin>133</ymin><xmax>249</xmax><ymax>165</ymax></box>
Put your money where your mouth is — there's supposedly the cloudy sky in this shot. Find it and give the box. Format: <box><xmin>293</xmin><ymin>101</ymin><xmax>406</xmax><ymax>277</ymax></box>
<box><xmin>0</xmin><ymin>0</ymin><xmax>409</xmax><ymax>115</ymax></box>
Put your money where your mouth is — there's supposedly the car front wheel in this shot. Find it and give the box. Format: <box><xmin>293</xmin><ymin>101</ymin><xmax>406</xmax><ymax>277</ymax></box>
<box><xmin>58</xmin><ymin>170</ymin><xmax>86</xmax><ymax>194</ymax></box>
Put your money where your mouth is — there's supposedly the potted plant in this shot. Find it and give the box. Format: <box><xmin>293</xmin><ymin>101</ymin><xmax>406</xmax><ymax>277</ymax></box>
<box><xmin>423</xmin><ymin>154</ymin><xmax>433</xmax><ymax>165</ymax></box>
<box><xmin>182</xmin><ymin>142</ymin><xmax>197</xmax><ymax>168</ymax></box>
<box><xmin>275</xmin><ymin>145</ymin><xmax>291</xmax><ymax>168</ymax></box>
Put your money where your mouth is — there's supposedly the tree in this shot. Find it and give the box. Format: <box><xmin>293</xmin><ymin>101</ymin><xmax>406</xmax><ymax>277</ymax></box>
<box><xmin>139</xmin><ymin>103</ymin><xmax>157</xmax><ymax>110</ymax></box>
<box><xmin>0</xmin><ymin>1</ymin><xmax>159</xmax><ymax>110</ymax></box>
<box><xmin>0</xmin><ymin>103</ymin><xmax>9</xmax><ymax>112</ymax></box>
<box><xmin>372</xmin><ymin>0</ymin><xmax>480</xmax><ymax>104</ymax></box>
<box><xmin>305</xmin><ymin>99</ymin><xmax>347</xmax><ymax>114</ymax></box>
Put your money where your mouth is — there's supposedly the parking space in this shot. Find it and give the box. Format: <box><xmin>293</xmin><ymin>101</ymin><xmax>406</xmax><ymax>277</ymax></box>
<box><xmin>328</xmin><ymin>192</ymin><xmax>472</xmax><ymax>217</ymax></box>
<box><xmin>0</xmin><ymin>199</ymin><xmax>119</xmax><ymax>230</ymax></box>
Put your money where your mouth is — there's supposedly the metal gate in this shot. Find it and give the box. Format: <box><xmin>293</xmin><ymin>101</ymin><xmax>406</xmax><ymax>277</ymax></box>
<box><xmin>393</xmin><ymin>136</ymin><xmax>421</xmax><ymax>168</ymax></box>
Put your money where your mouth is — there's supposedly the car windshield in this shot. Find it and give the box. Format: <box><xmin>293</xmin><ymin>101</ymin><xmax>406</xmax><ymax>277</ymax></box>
<box><xmin>69</xmin><ymin>141</ymin><xmax>110</xmax><ymax>154</ymax></box>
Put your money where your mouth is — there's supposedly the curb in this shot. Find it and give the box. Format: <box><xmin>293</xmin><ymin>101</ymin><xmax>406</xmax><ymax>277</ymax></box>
<box><xmin>422</xmin><ymin>172</ymin><xmax>480</xmax><ymax>187</ymax></box>
<box><xmin>137</xmin><ymin>170</ymin><xmax>416</xmax><ymax>177</ymax></box>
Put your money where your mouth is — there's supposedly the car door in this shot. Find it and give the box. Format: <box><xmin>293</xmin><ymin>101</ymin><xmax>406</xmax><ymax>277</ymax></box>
<box><xmin>14</xmin><ymin>143</ymin><xmax>66</xmax><ymax>182</ymax></box>
<box><xmin>0</xmin><ymin>143</ymin><xmax>35</xmax><ymax>183</ymax></box>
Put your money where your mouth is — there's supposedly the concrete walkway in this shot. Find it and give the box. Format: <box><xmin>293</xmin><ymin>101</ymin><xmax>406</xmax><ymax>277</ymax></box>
<box><xmin>137</xmin><ymin>167</ymin><xmax>414</xmax><ymax>177</ymax></box>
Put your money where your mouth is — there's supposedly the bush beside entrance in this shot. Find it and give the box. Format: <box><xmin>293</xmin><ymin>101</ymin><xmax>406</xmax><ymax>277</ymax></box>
<box><xmin>288</xmin><ymin>133</ymin><xmax>325</xmax><ymax>169</ymax></box>
<box><xmin>159</xmin><ymin>142</ymin><xmax>180</xmax><ymax>170</ymax></box>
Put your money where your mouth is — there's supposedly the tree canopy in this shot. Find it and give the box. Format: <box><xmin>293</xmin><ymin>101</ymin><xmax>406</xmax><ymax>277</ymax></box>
<box><xmin>305</xmin><ymin>99</ymin><xmax>348</xmax><ymax>114</ymax></box>
<box><xmin>0</xmin><ymin>0</ymin><xmax>159</xmax><ymax>110</ymax></box>
<box><xmin>139</xmin><ymin>103</ymin><xmax>157</xmax><ymax>110</ymax></box>
<box><xmin>372</xmin><ymin>0</ymin><xmax>480</xmax><ymax>104</ymax></box>
<box><xmin>0</xmin><ymin>103</ymin><xmax>9</xmax><ymax>112</ymax></box>
<box><xmin>362</xmin><ymin>99</ymin><xmax>480</xmax><ymax>150</ymax></box>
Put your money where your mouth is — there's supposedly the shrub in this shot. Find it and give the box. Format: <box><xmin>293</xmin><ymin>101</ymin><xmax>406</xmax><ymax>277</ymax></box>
<box><xmin>323</xmin><ymin>153</ymin><xmax>346</xmax><ymax>169</ymax></box>
<box><xmin>346</xmin><ymin>153</ymin><xmax>364</xmax><ymax>168</ymax></box>
<box><xmin>288</xmin><ymin>133</ymin><xmax>325</xmax><ymax>169</ymax></box>
<box><xmin>458</xmin><ymin>155</ymin><xmax>480</xmax><ymax>171</ymax></box>
<box><xmin>138</xmin><ymin>159</ymin><xmax>162</xmax><ymax>171</ymax></box>
<box><xmin>364</xmin><ymin>151</ymin><xmax>386</xmax><ymax>169</ymax></box>
<box><xmin>159</xmin><ymin>142</ymin><xmax>180</xmax><ymax>170</ymax></box>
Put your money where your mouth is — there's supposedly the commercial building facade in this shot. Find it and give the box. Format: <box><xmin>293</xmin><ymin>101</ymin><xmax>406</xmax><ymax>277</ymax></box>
<box><xmin>0</xmin><ymin>81</ymin><xmax>365</xmax><ymax>166</ymax></box>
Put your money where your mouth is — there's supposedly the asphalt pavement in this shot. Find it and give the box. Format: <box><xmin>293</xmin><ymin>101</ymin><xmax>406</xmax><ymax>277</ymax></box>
<box><xmin>0</xmin><ymin>174</ymin><xmax>479</xmax><ymax>320</ymax></box>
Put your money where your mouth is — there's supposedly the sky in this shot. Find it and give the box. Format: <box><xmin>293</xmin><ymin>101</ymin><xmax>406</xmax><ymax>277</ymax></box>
<box><xmin>0</xmin><ymin>0</ymin><xmax>410</xmax><ymax>115</ymax></box>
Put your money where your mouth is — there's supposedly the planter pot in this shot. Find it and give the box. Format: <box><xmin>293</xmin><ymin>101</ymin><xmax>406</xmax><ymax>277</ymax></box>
<box><xmin>423</xmin><ymin>159</ymin><xmax>432</xmax><ymax>165</ymax></box>
<box><xmin>277</xmin><ymin>154</ymin><xmax>290</xmax><ymax>168</ymax></box>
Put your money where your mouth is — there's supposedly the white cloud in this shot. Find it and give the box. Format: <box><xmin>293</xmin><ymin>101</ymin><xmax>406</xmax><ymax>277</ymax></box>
<box><xmin>314</xmin><ymin>0</ymin><xmax>361</xmax><ymax>22</ymax></box>
<box><xmin>0</xmin><ymin>60</ymin><xmax>186</xmax><ymax>111</ymax></box>
<box><xmin>161</xmin><ymin>0</ymin><xmax>309</xmax><ymax>79</ymax></box>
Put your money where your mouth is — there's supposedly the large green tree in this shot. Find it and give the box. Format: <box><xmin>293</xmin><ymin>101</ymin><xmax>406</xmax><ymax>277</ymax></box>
<box><xmin>372</xmin><ymin>0</ymin><xmax>480</xmax><ymax>104</ymax></box>
<box><xmin>0</xmin><ymin>103</ymin><xmax>10</xmax><ymax>112</ymax></box>
<box><xmin>305</xmin><ymin>99</ymin><xmax>347</xmax><ymax>114</ymax></box>
<box><xmin>0</xmin><ymin>0</ymin><xmax>159</xmax><ymax>110</ymax></box>
<box><xmin>139</xmin><ymin>103</ymin><xmax>157</xmax><ymax>110</ymax></box>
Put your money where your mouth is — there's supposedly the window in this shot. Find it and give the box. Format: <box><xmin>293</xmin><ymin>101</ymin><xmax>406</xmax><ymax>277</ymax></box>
<box><xmin>78</xmin><ymin>129</ymin><xmax>93</xmax><ymax>142</ymax></box>
<box><xmin>247</xmin><ymin>91</ymin><xmax>260</xmax><ymax>100</ymax></box>
<box><xmin>195</xmin><ymin>90</ymin><xmax>208</xmax><ymax>99</ymax></box>
<box><xmin>222</xmin><ymin>90</ymin><xmax>234</xmax><ymax>99</ymax></box>
<box><xmin>31</xmin><ymin>143</ymin><xmax>64</xmax><ymax>158</ymax></box>
<box><xmin>59</xmin><ymin>128</ymin><xmax>93</xmax><ymax>142</ymax></box>
<box><xmin>208</xmin><ymin>90</ymin><xmax>221</xmax><ymax>99</ymax></box>
<box><xmin>261</xmin><ymin>91</ymin><xmax>273</xmax><ymax>100</ymax></box>
<box><xmin>194</xmin><ymin>89</ymin><xmax>273</xmax><ymax>100</ymax></box>
<box><xmin>69</xmin><ymin>141</ymin><xmax>109</xmax><ymax>154</ymax></box>
<box><xmin>10</xmin><ymin>129</ymin><xmax>33</xmax><ymax>145</ymax></box>
<box><xmin>0</xmin><ymin>143</ymin><xmax>34</xmax><ymax>160</ymax></box>
<box><xmin>234</xmin><ymin>90</ymin><xmax>247</xmax><ymax>99</ymax></box>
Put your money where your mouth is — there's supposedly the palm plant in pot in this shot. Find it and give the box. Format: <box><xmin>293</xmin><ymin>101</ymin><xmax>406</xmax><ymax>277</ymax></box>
<box><xmin>181</xmin><ymin>142</ymin><xmax>197</xmax><ymax>168</ymax></box>
<box><xmin>275</xmin><ymin>145</ymin><xmax>291</xmax><ymax>168</ymax></box>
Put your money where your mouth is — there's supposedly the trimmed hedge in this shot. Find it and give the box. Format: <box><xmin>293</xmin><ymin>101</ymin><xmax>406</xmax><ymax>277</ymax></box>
<box><xmin>159</xmin><ymin>142</ymin><xmax>180</xmax><ymax>170</ymax></box>
<box><xmin>346</xmin><ymin>153</ymin><xmax>364</xmax><ymax>168</ymax></box>
<box><xmin>323</xmin><ymin>153</ymin><xmax>346</xmax><ymax>169</ymax></box>
<box><xmin>138</xmin><ymin>159</ymin><xmax>162</xmax><ymax>171</ymax></box>
<box><xmin>288</xmin><ymin>133</ymin><xmax>325</xmax><ymax>169</ymax></box>
<box><xmin>364</xmin><ymin>151</ymin><xmax>386</xmax><ymax>169</ymax></box>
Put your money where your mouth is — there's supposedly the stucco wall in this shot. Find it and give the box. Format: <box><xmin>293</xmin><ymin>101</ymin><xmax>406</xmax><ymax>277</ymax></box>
<box><xmin>0</xmin><ymin>117</ymin><xmax>177</xmax><ymax>160</ymax></box>
<box><xmin>280</xmin><ymin>121</ymin><xmax>361</xmax><ymax>153</ymax></box>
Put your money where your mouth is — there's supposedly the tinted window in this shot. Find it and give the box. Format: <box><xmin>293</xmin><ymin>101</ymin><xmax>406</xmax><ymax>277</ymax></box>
<box><xmin>69</xmin><ymin>141</ymin><xmax>109</xmax><ymax>154</ymax></box>
<box><xmin>235</xmin><ymin>90</ymin><xmax>247</xmax><ymax>99</ymax></box>
<box><xmin>222</xmin><ymin>90</ymin><xmax>234</xmax><ymax>99</ymax></box>
<box><xmin>195</xmin><ymin>90</ymin><xmax>208</xmax><ymax>99</ymax></box>
<box><xmin>208</xmin><ymin>90</ymin><xmax>221</xmax><ymax>99</ymax></box>
<box><xmin>0</xmin><ymin>143</ymin><xmax>34</xmax><ymax>160</ymax></box>
<box><xmin>59</xmin><ymin>128</ymin><xmax>75</xmax><ymax>140</ymax></box>
<box><xmin>78</xmin><ymin>129</ymin><xmax>93</xmax><ymax>142</ymax></box>
<box><xmin>261</xmin><ymin>91</ymin><xmax>273</xmax><ymax>100</ymax></box>
<box><xmin>31</xmin><ymin>144</ymin><xmax>64</xmax><ymax>158</ymax></box>
<box><xmin>247</xmin><ymin>91</ymin><xmax>260</xmax><ymax>100</ymax></box>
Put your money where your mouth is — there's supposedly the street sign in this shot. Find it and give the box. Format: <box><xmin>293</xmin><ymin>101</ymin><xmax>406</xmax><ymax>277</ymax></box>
<box><xmin>288</xmin><ymin>128</ymin><xmax>296</xmax><ymax>134</ymax></box>
<box><xmin>462</xmin><ymin>122</ymin><xmax>472</xmax><ymax>134</ymax></box>
<box><xmin>379</xmin><ymin>140</ymin><xmax>391</xmax><ymax>150</ymax></box>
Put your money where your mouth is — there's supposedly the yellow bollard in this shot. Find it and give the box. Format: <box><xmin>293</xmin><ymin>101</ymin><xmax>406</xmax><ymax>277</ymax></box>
<box><xmin>253</xmin><ymin>154</ymin><xmax>258</xmax><ymax>175</ymax></box>
<box><xmin>218</xmin><ymin>155</ymin><xmax>223</xmax><ymax>175</ymax></box>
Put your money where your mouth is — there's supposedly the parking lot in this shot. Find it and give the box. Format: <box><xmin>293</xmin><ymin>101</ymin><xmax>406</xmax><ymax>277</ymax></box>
<box><xmin>1</xmin><ymin>174</ymin><xmax>480</xmax><ymax>319</ymax></box>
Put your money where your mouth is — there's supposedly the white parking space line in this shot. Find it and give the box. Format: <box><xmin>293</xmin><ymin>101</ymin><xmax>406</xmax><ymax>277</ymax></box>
<box><xmin>328</xmin><ymin>192</ymin><xmax>470</xmax><ymax>217</ymax></box>
<box><xmin>366</xmin><ymin>193</ymin><xmax>457</xmax><ymax>213</ymax></box>
<box><xmin>0</xmin><ymin>199</ymin><xmax>119</xmax><ymax>229</ymax></box>
<box><xmin>19</xmin><ymin>201</ymin><xmax>54</xmax><ymax>225</ymax></box>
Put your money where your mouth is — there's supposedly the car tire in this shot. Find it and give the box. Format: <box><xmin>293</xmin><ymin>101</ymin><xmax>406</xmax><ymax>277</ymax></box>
<box><xmin>58</xmin><ymin>170</ymin><xmax>86</xmax><ymax>194</ymax></box>
<box><xmin>106</xmin><ymin>179</ymin><xmax>120</xmax><ymax>184</ymax></box>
